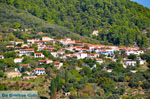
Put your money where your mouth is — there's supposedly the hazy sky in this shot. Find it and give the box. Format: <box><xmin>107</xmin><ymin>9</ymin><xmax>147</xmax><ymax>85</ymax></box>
<box><xmin>131</xmin><ymin>0</ymin><xmax>150</xmax><ymax>8</ymax></box>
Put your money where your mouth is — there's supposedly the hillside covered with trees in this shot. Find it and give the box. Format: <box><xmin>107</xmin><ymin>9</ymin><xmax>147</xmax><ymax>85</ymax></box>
<box><xmin>1</xmin><ymin>0</ymin><xmax>150</xmax><ymax>47</ymax></box>
<box><xmin>0</xmin><ymin>3</ymin><xmax>100</xmax><ymax>48</ymax></box>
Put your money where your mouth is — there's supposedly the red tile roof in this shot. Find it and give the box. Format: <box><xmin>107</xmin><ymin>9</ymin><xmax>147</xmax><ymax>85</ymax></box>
<box><xmin>35</xmin><ymin>68</ymin><xmax>45</xmax><ymax>70</ymax></box>
<box><xmin>20</xmin><ymin>64</ymin><xmax>30</xmax><ymax>66</ymax></box>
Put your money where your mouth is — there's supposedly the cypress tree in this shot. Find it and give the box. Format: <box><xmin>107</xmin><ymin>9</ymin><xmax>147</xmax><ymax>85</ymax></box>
<box><xmin>56</xmin><ymin>74</ymin><xmax>61</xmax><ymax>91</ymax></box>
<box><xmin>65</xmin><ymin>69</ymin><xmax>68</xmax><ymax>83</ymax></box>
<box><xmin>50</xmin><ymin>78</ymin><xmax>55</xmax><ymax>96</ymax></box>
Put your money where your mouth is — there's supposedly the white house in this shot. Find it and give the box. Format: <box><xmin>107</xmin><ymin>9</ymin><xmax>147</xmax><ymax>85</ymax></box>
<box><xmin>61</xmin><ymin>54</ymin><xmax>71</xmax><ymax>59</ymax></box>
<box><xmin>130</xmin><ymin>70</ymin><xmax>137</xmax><ymax>73</ymax></box>
<box><xmin>37</xmin><ymin>44</ymin><xmax>46</xmax><ymax>51</ymax></box>
<box><xmin>125</xmin><ymin>48</ymin><xmax>144</xmax><ymax>56</ymax></box>
<box><xmin>42</xmin><ymin>36</ymin><xmax>53</xmax><ymax>41</ymax></box>
<box><xmin>33</xmin><ymin>68</ymin><xmax>46</xmax><ymax>75</ymax></box>
<box><xmin>79</xmin><ymin>53</ymin><xmax>88</xmax><ymax>59</ymax></box>
<box><xmin>99</xmin><ymin>49</ymin><xmax>114</xmax><ymax>56</ymax></box>
<box><xmin>96</xmin><ymin>58</ymin><xmax>103</xmax><ymax>64</ymax></box>
<box><xmin>92</xmin><ymin>30</ymin><xmax>99</xmax><ymax>36</ymax></box>
<box><xmin>53</xmin><ymin>62</ymin><xmax>63</xmax><ymax>69</ymax></box>
<box><xmin>59</xmin><ymin>38</ymin><xmax>75</xmax><ymax>45</ymax></box>
<box><xmin>51</xmin><ymin>52</ymin><xmax>58</xmax><ymax>57</ymax></box>
<box><xmin>38</xmin><ymin>59</ymin><xmax>53</xmax><ymax>65</ymax></box>
<box><xmin>15</xmin><ymin>41</ymin><xmax>24</xmax><ymax>45</ymax></box>
<box><xmin>19</xmin><ymin>48</ymin><xmax>34</xmax><ymax>56</ymax></box>
<box><xmin>137</xmin><ymin>58</ymin><xmax>145</xmax><ymax>65</ymax></box>
<box><xmin>107</xmin><ymin>69</ymin><xmax>112</xmax><ymax>73</ymax></box>
<box><xmin>73</xmin><ymin>46</ymin><xmax>83</xmax><ymax>52</ymax></box>
<box><xmin>57</xmin><ymin>50</ymin><xmax>65</xmax><ymax>55</ymax></box>
<box><xmin>0</xmin><ymin>55</ymin><xmax>4</xmax><ymax>59</ymax></box>
<box><xmin>14</xmin><ymin>58</ymin><xmax>24</xmax><ymax>63</ymax></box>
<box><xmin>105</xmin><ymin>46</ymin><xmax>119</xmax><ymax>51</ymax></box>
<box><xmin>124</xmin><ymin>59</ymin><xmax>136</xmax><ymax>67</ymax></box>
<box><xmin>34</xmin><ymin>53</ymin><xmax>45</xmax><ymax>58</ymax></box>
<box><xmin>88</xmin><ymin>53</ymin><xmax>99</xmax><ymax>58</ymax></box>
<box><xmin>27</xmin><ymin>39</ymin><xmax>39</xmax><ymax>44</ymax></box>
<box><xmin>93</xmin><ymin>47</ymin><xmax>101</xmax><ymax>53</ymax></box>
<box><xmin>88</xmin><ymin>45</ymin><xmax>98</xmax><ymax>50</ymax></box>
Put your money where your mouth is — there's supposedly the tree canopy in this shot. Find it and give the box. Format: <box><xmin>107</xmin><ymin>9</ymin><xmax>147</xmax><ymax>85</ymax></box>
<box><xmin>1</xmin><ymin>0</ymin><xmax>150</xmax><ymax>47</ymax></box>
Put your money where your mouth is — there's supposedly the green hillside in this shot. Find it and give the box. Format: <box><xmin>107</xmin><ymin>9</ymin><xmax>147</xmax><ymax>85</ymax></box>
<box><xmin>0</xmin><ymin>3</ymin><xmax>100</xmax><ymax>44</ymax></box>
<box><xmin>1</xmin><ymin>0</ymin><xmax>150</xmax><ymax>47</ymax></box>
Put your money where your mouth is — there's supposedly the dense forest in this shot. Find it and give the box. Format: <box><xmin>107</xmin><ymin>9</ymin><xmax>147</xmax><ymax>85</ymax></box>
<box><xmin>1</xmin><ymin>0</ymin><xmax>150</xmax><ymax>47</ymax></box>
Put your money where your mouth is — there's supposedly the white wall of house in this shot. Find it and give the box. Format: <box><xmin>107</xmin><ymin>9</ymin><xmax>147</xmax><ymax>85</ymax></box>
<box><xmin>15</xmin><ymin>42</ymin><xmax>23</xmax><ymax>45</ymax></box>
<box><xmin>79</xmin><ymin>53</ymin><xmax>88</xmax><ymax>59</ymax></box>
<box><xmin>96</xmin><ymin>60</ymin><xmax>103</xmax><ymax>64</ymax></box>
<box><xmin>14</xmin><ymin>58</ymin><xmax>23</xmax><ymax>63</ymax></box>
<box><xmin>54</xmin><ymin>63</ymin><xmax>63</xmax><ymax>69</ymax></box>
<box><xmin>33</xmin><ymin>70</ymin><xmax>45</xmax><ymax>75</ymax></box>
<box><xmin>51</xmin><ymin>52</ymin><xmax>57</xmax><ymax>57</ymax></box>
<box><xmin>125</xmin><ymin>61</ymin><xmax>136</xmax><ymax>66</ymax></box>
<box><xmin>126</xmin><ymin>50</ymin><xmax>144</xmax><ymax>56</ymax></box>
<box><xmin>42</xmin><ymin>37</ymin><xmax>53</xmax><ymax>41</ymax></box>
<box><xmin>33</xmin><ymin>68</ymin><xmax>46</xmax><ymax>75</ymax></box>
<box><xmin>34</xmin><ymin>53</ymin><xmax>45</xmax><ymax>58</ymax></box>
<box><xmin>139</xmin><ymin>60</ymin><xmax>145</xmax><ymax>65</ymax></box>
<box><xmin>0</xmin><ymin>55</ymin><xmax>4</xmax><ymax>59</ymax></box>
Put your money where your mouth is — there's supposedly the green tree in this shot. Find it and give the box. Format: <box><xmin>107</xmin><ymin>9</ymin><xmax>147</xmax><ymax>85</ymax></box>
<box><xmin>65</xmin><ymin>69</ymin><xmax>68</xmax><ymax>83</ymax></box>
<box><xmin>0</xmin><ymin>70</ymin><xmax>4</xmax><ymax>77</ymax></box>
<box><xmin>13</xmin><ymin>22</ymin><xmax>21</xmax><ymax>29</ymax></box>
<box><xmin>141</xmin><ymin>81</ymin><xmax>150</xmax><ymax>89</ymax></box>
<box><xmin>4</xmin><ymin>51</ymin><xmax>16</xmax><ymax>58</ymax></box>
<box><xmin>97</xmin><ymin>77</ymin><xmax>115</xmax><ymax>92</ymax></box>
<box><xmin>107</xmin><ymin>94</ymin><xmax>120</xmax><ymax>99</ymax></box>
<box><xmin>128</xmin><ymin>54</ymin><xmax>137</xmax><ymax>60</ymax></box>
<box><xmin>80</xmin><ymin>67</ymin><xmax>92</xmax><ymax>76</ymax></box>
<box><xmin>50</xmin><ymin>78</ymin><xmax>56</xmax><ymax>96</ymax></box>
<box><xmin>55</xmin><ymin>74</ymin><xmax>61</xmax><ymax>91</ymax></box>
<box><xmin>0</xmin><ymin>84</ymin><xmax>7</xmax><ymax>90</ymax></box>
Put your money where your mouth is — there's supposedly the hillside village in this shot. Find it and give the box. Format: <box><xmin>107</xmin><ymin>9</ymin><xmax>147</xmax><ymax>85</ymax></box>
<box><xmin>0</xmin><ymin>36</ymin><xmax>146</xmax><ymax>76</ymax></box>
<box><xmin>0</xmin><ymin>36</ymin><xmax>150</xmax><ymax>98</ymax></box>
<box><xmin>1</xmin><ymin>0</ymin><xmax>150</xmax><ymax>98</ymax></box>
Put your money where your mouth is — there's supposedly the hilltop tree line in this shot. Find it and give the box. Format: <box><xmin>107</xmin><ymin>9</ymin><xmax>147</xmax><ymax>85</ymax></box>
<box><xmin>1</xmin><ymin>0</ymin><xmax>150</xmax><ymax>47</ymax></box>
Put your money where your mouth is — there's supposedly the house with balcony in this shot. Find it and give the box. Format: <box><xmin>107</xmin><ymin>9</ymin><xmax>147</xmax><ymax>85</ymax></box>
<box><xmin>38</xmin><ymin>59</ymin><xmax>53</xmax><ymax>65</ymax></box>
<box><xmin>19</xmin><ymin>48</ymin><xmax>34</xmax><ymax>56</ymax></box>
<box><xmin>34</xmin><ymin>53</ymin><xmax>45</xmax><ymax>58</ymax></box>
<box><xmin>124</xmin><ymin>59</ymin><xmax>137</xmax><ymax>68</ymax></box>
<box><xmin>33</xmin><ymin>68</ymin><xmax>46</xmax><ymax>75</ymax></box>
